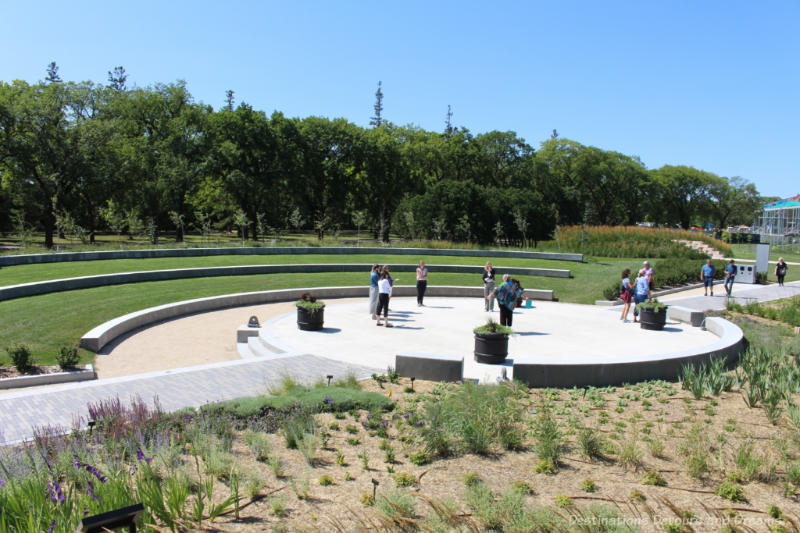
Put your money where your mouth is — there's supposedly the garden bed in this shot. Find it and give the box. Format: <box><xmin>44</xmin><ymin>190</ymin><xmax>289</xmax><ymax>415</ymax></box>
<box><xmin>0</xmin><ymin>364</ymin><xmax>95</xmax><ymax>389</ymax></box>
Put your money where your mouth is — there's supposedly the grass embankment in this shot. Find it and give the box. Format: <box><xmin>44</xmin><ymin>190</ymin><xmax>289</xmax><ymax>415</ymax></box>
<box><xmin>0</xmin><ymin>254</ymin><xmax>578</xmax><ymax>286</ymax></box>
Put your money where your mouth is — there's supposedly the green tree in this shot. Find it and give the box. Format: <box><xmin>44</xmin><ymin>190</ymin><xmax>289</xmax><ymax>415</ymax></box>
<box><xmin>649</xmin><ymin>165</ymin><xmax>724</xmax><ymax>228</ymax></box>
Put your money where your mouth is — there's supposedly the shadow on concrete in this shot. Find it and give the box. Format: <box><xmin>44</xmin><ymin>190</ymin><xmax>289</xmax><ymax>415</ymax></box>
<box><xmin>515</xmin><ymin>331</ymin><xmax>549</xmax><ymax>337</ymax></box>
<box><xmin>318</xmin><ymin>328</ymin><xmax>342</xmax><ymax>334</ymax></box>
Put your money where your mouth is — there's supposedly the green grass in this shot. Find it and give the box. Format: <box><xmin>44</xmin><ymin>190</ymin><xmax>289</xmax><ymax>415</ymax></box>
<box><xmin>731</xmin><ymin>243</ymin><xmax>800</xmax><ymax>264</ymax></box>
<box><xmin>0</xmin><ymin>255</ymin><xmax>653</xmax><ymax>366</ymax></box>
<box><xmin>0</xmin><ymin>253</ymin><xmax>580</xmax><ymax>286</ymax></box>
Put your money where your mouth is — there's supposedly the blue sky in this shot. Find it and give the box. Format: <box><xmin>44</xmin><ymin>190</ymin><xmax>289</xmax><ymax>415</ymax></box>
<box><xmin>2</xmin><ymin>0</ymin><xmax>798</xmax><ymax>198</ymax></box>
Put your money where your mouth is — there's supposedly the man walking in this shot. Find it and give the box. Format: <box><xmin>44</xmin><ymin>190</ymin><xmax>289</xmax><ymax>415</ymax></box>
<box><xmin>724</xmin><ymin>259</ymin><xmax>736</xmax><ymax>296</ymax></box>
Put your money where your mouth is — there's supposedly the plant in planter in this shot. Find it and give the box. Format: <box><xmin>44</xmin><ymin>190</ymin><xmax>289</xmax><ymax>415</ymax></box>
<box><xmin>296</xmin><ymin>293</ymin><xmax>325</xmax><ymax>331</ymax></box>
<box><xmin>635</xmin><ymin>299</ymin><xmax>668</xmax><ymax>331</ymax></box>
<box><xmin>474</xmin><ymin>318</ymin><xmax>512</xmax><ymax>364</ymax></box>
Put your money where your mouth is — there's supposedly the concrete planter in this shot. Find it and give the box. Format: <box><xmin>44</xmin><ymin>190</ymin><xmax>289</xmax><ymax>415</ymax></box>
<box><xmin>0</xmin><ymin>364</ymin><xmax>96</xmax><ymax>390</ymax></box>
<box><xmin>474</xmin><ymin>332</ymin><xmax>509</xmax><ymax>364</ymax></box>
<box><xmin>296</xmin><ymin>305</ymin><xmax>325</xmax><ymax>331</ymax></box>
<box><xmin>639</xmin><ymin>307</ymin><xmax>668</xmax><ymax>331</ymax></box>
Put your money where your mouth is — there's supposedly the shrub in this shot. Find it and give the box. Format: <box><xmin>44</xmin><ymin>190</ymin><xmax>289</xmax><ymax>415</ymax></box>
<box><xmin>244</xmin><ymin>430</ymin><xmax>271</xmax><ymax>461</ymax></box>
<box><xmin>581</xmin><ymin>478</ymin><xmax>597</xmax><ymax>493</ymax></box>
<box><xmin>642</xmin><ymin>470</ymin><xmax>666</xmax><ymax>487</ymax></box>
<box><xmin>577</xmin><ymin>426</ymin><xmax>604</xmax><ymax>460</ymax></box>
<box><xmin>716</xmin><ymin>480</ymin><xmax>746</xmax><ymax>502</ymax></box>
<box><xmin>56</xmin><ymin>345</ymin><xmax>81</xmax><ymax>370</ymax></box>
<box><xmin>463</xmin><ymin>471</ymin><xmax>480</xmax><ymax>487</ymax></box>
<box><xmin>512</xmin><ymin>480</ymin><xmax>534</xmax><ymax>495</ymax></box>
<box><xmin>409</xmin><ymin>451</ymin><xmax>430</xmax><ymax>466</ymax></box>
<box><xmin>531</xmin><ymin>404</ymin><xmax>562</xmax><ymax>471</ymax></box>
<box><xmin>392</xmin><ymin>472</ymin><xmax>415</xmax><ymax>487</ymax></box>
<box><xmin>318</xmin><ymin>475</ymin><xmax>333</xmax><ymax>486</ymax></box>
<box><xmin>376</xmin><ymin>490</ymin><xmax>416</xmax><ymax>525</ymax></box>
<box><xmin>7</xmin><ymin>344</ymin><xmax>34</xmax><ymax>372</ymax></box>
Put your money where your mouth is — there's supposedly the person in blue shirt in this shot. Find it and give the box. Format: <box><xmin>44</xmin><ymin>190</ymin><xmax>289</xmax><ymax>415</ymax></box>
<box><xmin>369</xmin><ymin>264</ymin><xmax>380</xmax><ymax>319</ymax></box>
<box><xmin>487</xmin><ymin>274</ymin><xmax>523</xmax><ymax>327</ymax></box>
<box><xmin>701</xmin><ymin>259</ymin><xmax>716</xmax><ymax>296</ymax></box>
<box><xmin>632</xmin><ymin>269</ymin><xmax>650</xmax><ymax>323</ymax></box>
<box><xmin>724</xmin><ymin>259</ymin><xmax>736</xmax><ymax>296</ymax></box>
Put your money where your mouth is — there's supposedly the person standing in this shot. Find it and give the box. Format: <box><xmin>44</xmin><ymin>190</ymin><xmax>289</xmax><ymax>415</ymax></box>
<box><xmin>382</xmin><ymin>265</ymin><xmax>394</xmax><ymax>311</ymax></box>
<box><xmin>487</xmin><ymin>274</ymin><xmax>521</xmax><ymax>327</ymax></box>
<box><xmin>632</xmin><ymin>269</ymin><xmax>649</xmax><ymax>323</ymax></box>
<box><xmin>643</xmin><ymin>261</ymin><xmax>654</xmax><ymax>299</ymax></box>
<box><xmin>369</xmin><ymin>264</ymin><xmax>380</xmax><ymax>319</ymax></box>
<box><xmin>724</xmin><ymin>259</ymin><xmax>736</xmax><ymax>296</ymax></box>
<box><xmin>776</xmin><ymin>258</ymin><xmax>788</xmax><ymax>286</ymax></box>
<box><xmin>619</xmin><ymin>268</ymin><xmax>633</xmax><ymax>322</ymax></box>
<box><xmin>416</xmin><ymin>260</ymin><xmax>428</xmax><ymax>307</ymax></box>
<box><xmin>701</xmin><ymin>259</ymin><xmax>716</xmax><ymax>296</ymax></box>
<box><xmin>376</xmin><ymin>271</ymin><xmax>393</xmax><ymax>327</ymax></box>
<box><xmin>483</xmin><ymin>261</ymin><xmax>496</xmax><ymax>311</ymax></box>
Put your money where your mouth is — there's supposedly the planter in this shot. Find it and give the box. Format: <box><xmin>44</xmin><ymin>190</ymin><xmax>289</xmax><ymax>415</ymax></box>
<box><xmin>474</xmin><ymin>332</ymin><xmax>509</xmax><ymax>364</ymax></box>
<box><xmin>639</xmin><ymin>307</ymin><xmax>668</xmax><ymax>331</ymax></box>
<box><xmin>296</xmin><ymin>305</ymin><xmax>325</xmax><ymax>331</ymax></box>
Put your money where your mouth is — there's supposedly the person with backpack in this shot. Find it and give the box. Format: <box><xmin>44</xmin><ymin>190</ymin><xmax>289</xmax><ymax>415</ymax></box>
<box><xmin>487</xmin><ymin>274</ymin><xmax>523</xmax><ymax>327</ymax></box>
<box><xmin>619</xmin><ymin>268</ymin><xmax>633</xmax><ymax>322</ymax></box>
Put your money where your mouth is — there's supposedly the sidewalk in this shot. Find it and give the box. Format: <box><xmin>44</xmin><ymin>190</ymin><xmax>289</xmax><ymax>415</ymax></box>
<box><xmin>0</xmin><ymin>354</ymin><xmax>379</xmax><ymax>445</ymax></box>
<box><xmin>659</xmin><ymin>280</ymin><xmax>800</xmax><ymax>312</ymax></box>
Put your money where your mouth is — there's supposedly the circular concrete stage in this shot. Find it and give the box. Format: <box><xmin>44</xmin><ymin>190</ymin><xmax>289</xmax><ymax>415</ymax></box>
<box><xmin>258</xmin><ymin>297</ymin><xmax>739</xmax><ymax>385</ymax></box>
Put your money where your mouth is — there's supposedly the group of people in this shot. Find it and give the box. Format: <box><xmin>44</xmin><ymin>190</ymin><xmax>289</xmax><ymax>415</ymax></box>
<box><xmin>618</xmin><ymin>261</ymin><xmax>654</xmax><ymax>323</ymax></box>
<box><xmin>368</xmin><ymin>261</ymin><xmax>429</xmax><ymax>327</ymax></box>
<box><xmin>367</xmin><ymin>260</ymin><xmax>528</xmax><ymax>329</ymax></box>
<box><xmin>484</xmin><ymin>261</ymin><xmax>526</xmax><ymax>327</ymax></box>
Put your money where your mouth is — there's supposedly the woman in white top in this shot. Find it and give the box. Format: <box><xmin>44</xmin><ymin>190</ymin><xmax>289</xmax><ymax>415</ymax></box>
<box><xmin>376</xmin><ymin>272</ymin><xmax>393</xmax><ymax>327</ymax></box>
<box><xmin>416</xmin><ymin>260</ymin><xmax>428</xmax><ymax>307</ymax></box>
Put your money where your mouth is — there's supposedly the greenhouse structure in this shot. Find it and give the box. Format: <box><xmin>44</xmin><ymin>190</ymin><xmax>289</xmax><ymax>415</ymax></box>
<box><xmin>755</xmin><ymin>194</ymin><xmax>800</xmax><ymax>244</ymax></box>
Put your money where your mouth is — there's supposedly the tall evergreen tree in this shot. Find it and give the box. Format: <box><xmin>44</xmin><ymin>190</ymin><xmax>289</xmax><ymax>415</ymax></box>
<box><xmin>445</xmin><ymin>104</ymin><xmax>454</xmax><ymax>135</ymax></box>
<box><xmin>369</xmin><ymin>81</ymin><xmax>383</xmax><ymax>127</ymax></box>
<box><xmin>45</xmin><ymin>61</ymin><xmax>62</xmax><ymax>83</ymax></box>
<box><xmin>225</xmin><ymin>89</ymin><xmax>235</xmax><ymax>111</ymax></box>
<box><xmin>107</xmin><ymin>66</ymin><xmax>127</xmax><ymax>90</ymax></box>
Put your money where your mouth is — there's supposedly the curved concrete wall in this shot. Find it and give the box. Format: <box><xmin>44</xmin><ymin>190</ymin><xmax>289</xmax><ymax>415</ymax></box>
<box><xmin>513</xmin><ymin>317</ymin><xmax>743</xmax><ymax>387</ymax></box>
<box><xmin>80</xmin><ymin>285</ymin><xmax>555</xmax><ymax>353</ymax></box>
<box><xmin>0</xmin><ymin>246</ymin><xmax>583</xmax><ymax>266</ymax></box>
<box><xmin>0</xmin><ymin>263</ymin><xmax>569</xmax><ymax>301</ymax></box>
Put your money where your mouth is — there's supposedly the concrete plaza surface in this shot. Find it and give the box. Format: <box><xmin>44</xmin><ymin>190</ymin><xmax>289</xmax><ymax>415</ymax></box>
<box><xmin>261</xmin><ymin>297</ymin><xmax>720</xmax><ymax>382</ymax></box>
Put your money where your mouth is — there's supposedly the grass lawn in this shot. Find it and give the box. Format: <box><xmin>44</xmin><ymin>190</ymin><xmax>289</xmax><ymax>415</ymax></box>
<box><xmin>0</xmin><ymin>254</ymin><xmax>581</xmax><ymax>286</ymax></box>
<box><xmin>731</xmin><ymin>243</ymin><xmax>800</xmax><ymax>263</ymax></box>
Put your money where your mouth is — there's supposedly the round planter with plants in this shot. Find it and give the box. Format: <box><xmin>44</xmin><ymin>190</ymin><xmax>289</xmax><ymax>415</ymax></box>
<box><xmin>296</xmin><ymin>293</ymin><xmax>325</xmax><ymax>331</ymax></box>
<box><xmin>636</xmin><ymin>299</ymin><xmax>668</xmax><ymax>331</ymax></box>
<box><xmin>473</xmin><ymin>319</ymin><xmax>512</xmax><ymax>364</ymax></box>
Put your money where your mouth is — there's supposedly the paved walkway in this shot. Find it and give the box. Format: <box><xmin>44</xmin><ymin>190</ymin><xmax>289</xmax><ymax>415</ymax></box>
<box><xmin>0</xmin><ymin>355</ymin><xmax>379</xmax><ymax>444</ymax></box>
<box><xmin>659</xmin><ymin>280</ymin><xmax>800</xmax><ymax>312</ymax></box>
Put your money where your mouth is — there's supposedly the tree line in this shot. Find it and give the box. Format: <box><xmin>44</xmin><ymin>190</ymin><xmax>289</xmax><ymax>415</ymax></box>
<box><xmin>0</xmin><ymin>65</ymin><xmax>770</xmax><ymax>248</ymax></box>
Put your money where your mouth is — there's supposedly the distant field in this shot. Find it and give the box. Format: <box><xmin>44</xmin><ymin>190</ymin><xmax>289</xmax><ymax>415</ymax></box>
<box><xmin>732</xmin><ymin>243</ymin><xmax>800</xmax><ymax>264</ymax></box>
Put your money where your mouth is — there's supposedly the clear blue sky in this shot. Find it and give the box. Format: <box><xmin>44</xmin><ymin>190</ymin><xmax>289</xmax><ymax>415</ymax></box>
<box><xmin>2</xmin><ymin>0</ymin><xmax>798</xmax><ymax>198</ymax></box>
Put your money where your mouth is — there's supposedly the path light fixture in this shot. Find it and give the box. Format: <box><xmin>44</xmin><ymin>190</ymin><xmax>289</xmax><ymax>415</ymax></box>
<box><xmin>248</xmin><ymin>316</ymin><xmax>260</xmax><ymax>328</ymax></box>
<box><xmin>410</xmin><ymin>377</ymin><xmax>415</xmax><ymax>392</ymax></box>
<box><xmin>87</xmin><ymin>419</ymin><xmax>96</xmax><ymax>434</ymax></box>
<box><xmin>77</xmin><ymin>502</ymin><xmax>144</xmax><ymax>532</ymax></box>
<box><xmin>371</xmin><ymin>478</ymin><xmax>379</xmax><ymax>500</ymax></box>
<box><xmin>326</xmin><ymin>374</ymin><xmax>333</xmax><ymax>386</ymax></box>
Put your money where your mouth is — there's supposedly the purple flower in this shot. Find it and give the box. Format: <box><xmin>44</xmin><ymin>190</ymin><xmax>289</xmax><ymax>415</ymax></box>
<box><xmin>136</xmin><ymin>449</ymin><xmax>153</xmax><ymax>463</ymax></box>
<box><xmin>323</xmin><ymin>395</ymin><xmax>335</xmax><ymax>406</ymax></box>
<box><xmin>85</xmin><ymin>464</ymin><xmax>108</xmax><ymax>483</ymax></box>
<box><xmin>83</xmin><ymin>505</ymin><xmax>89</xmax><ymax>516</ymax></box>
<box><xmin>48</xmin><ymin>520</ymin><xmax>56</xmax><ymax>533</ymax></box>
<box><xmin>0</xmin><ymin>477</ymin><xmax>4</xmax><ymax>487</ymax></box>
<box><xmin>48</xmin><ymin>481</ymin><xmax>65</xmax><ymax>503</ymax></box>
<box><xmin>73</xmin><ymin>454</ymin><xmax>81</xmax><ymax>469</ymax></box>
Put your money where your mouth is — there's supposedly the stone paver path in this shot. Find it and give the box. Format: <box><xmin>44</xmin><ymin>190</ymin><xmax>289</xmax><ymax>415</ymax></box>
<box><xmin>1</xmin><ymin>355</ymin><xmax>379</xmax><ymax>444</ymax></box>
<box><xmin>661</xmin><ymin>280</ymin><xmax>800</xmax><ymax>312</ymax></box>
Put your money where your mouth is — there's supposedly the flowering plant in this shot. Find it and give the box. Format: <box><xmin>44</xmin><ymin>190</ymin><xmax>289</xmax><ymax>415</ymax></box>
<box><xmin>296</xmin><ymin>293</ymin><xmax>325</xmax><ymax>314</ymax></box>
